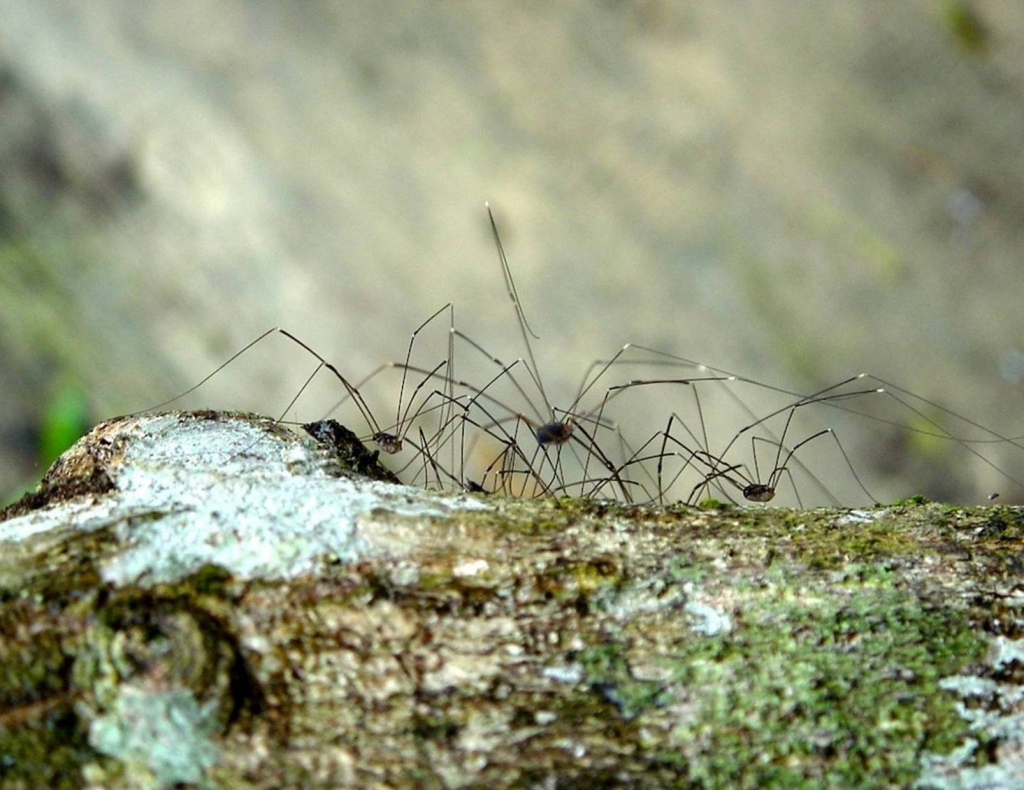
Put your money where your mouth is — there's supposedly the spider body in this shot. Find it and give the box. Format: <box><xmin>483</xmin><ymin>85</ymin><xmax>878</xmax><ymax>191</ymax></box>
<box><xmin>534</xmin><ymin>420</ymin><xmax>574</xmax><ymax>446</ymax></box>
<box><xmin>742</xmin><ymin>483</ymin><xmax>776</xmax><ymax>503</ymax></box>
<box><xmin>372</xmin><ymin>431</ymin><xmax>403</xmax><ymax>454</ymax></box>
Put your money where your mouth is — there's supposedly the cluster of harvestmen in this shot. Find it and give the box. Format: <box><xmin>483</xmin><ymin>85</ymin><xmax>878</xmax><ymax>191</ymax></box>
<box><xmin>150</xmin><ymin>204</ymin><xmax>1024</xmax><ymax>507</ymax></box>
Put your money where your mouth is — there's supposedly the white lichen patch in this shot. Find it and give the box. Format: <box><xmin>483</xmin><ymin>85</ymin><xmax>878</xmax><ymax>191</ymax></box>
<box><xmin>836</xmin><ymin>509</ymin><xmax>879</xmax><ymax>526</ymax></box>
<box><xmin>543</xmin><ymin>663</ymin><xmax>585</xmax><ymax>685</ymax></box>
<box><xmin>0</xmin><ymin>413</ymin><xmax>490</xmax><ymax>586</ymax></box>
<box><xmin>916</xmin><ymin>637</ymin><xmax>1024</xmax><ymax>788</ymax></box>
<box><xmin>452</xmin><ymin>558</ymin><xmax>490</xmax><ymax>578</ymax></box>
<box><xmin>992</xmin><ymin>635</ymin><xmax>1024</xmax><ymax>673</ymax></box>
<box><xmin>600</xmin><ymin>575</ymin><xmax>688</xmax><ymax>622</ymax></box>
<box><xmin>684</xmin><ymin>600</ymin><xmax>734</xmax><ymax>637</ymax></box>
<box><xmin>88</xmin><ymin>685</ymin><xmax>220</xmax><ymax>789</ymax></box>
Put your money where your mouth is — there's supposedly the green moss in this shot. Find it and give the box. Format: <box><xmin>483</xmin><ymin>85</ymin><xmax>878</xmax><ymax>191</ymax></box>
<box><xmin>574</xmin><ymin>642</ymin><xmax>668</xmax><ymax>721</ymax></box>
<box><xmin>0</xmin><ymin>532</ymin><xmax>113</xmax><ymax>784</ymax></box>
<box><xmin>892</xmin><ymin>494</ymin><xmax>929</xmax><ymax>506</ymax></box>
<box><xmin>78</xmin><ymin>584</ymin><xmax>264</xmax><ymax>732</ymax></box>
<box><xmin>0</xmin><ymin>556</ymin><xmax>270</xmax><ymax>785</ymax></box>
<box><xmin>798</xmin><ymin>525</ymin><xmax>920</xmax><ymax>571</ymax></box>
<box><xmin>0</xmin><ymin>704</ymin><xmax>94</xmax><ymax>789</ymax></box>
<box><xmin>660</xmin><ymin>581</ymin><xmax>985</xmax><ymax>786</ymax></box>
<box><xmin>973</xmin><ymin>507</ymin><xmax>1024</xmax><ymax>540</ymax></box>
<box><xmin>644</xmin><ymin>506</ymin><xmax>923</xmax><ymax>572</ymax></box>
<box><xmin>546</xmin><ymin>556</ymin><xmax>623</xmax><ymax>601</ymax></box>
<box><xmin>0</xmin><ymin>598</ymin><xmax>94</xmax><ymax>786</ymax></box>
<box><xmin>412</xmin><ymin>710</ymin><xmax>462</xmax><ymax>741</ymax></box>
<box><xmin>171</xmin><ymin>563</ymin><xmax>236</xmax><ymax>595</ymax></box>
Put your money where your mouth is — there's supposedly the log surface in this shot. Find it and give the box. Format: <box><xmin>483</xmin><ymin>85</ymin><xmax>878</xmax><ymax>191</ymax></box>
<box><xmin>1</xmin><ymin>411</ymin><xmax>1022</xmax><ymax>789</ymax></box>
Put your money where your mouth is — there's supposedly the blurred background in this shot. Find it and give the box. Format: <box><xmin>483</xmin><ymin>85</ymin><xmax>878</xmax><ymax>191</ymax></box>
<box><xmin>1</xmin><ymin>0</ymin><xmax>1022</xmax><ymax>505</ymax></box>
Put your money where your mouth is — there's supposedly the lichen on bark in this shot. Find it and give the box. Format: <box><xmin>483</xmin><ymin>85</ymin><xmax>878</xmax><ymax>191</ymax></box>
<box><xmin>0</xmin><ymin>410</ymin><xmax>1022</xmax><ymax>788</ymax></box>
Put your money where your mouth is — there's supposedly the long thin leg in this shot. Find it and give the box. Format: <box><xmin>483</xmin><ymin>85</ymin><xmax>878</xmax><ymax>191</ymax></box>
<box><xmin>131</xmin><ymin>327</ymin><xmax>279</xmax><ymax>415</ymax></box>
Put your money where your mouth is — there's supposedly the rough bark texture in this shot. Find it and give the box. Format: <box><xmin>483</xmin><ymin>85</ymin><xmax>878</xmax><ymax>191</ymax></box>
<box><xmin>1</xmin><ymin>411</ymin><xmax>1022</xmax><ymax>789</ymax></box>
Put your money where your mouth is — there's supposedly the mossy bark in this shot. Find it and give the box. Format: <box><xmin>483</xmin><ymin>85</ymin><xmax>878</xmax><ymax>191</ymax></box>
<box><xmin>0</xmin><ymin>411</ymin><xmax>1021</xmax><ymax>788</ymax></box>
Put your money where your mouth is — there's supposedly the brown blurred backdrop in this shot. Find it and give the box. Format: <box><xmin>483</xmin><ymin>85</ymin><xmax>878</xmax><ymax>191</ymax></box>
<box><xmin>1</xmin><ymin>1</ymin><xmax>1022</xmax><ymax>504</ymax></box>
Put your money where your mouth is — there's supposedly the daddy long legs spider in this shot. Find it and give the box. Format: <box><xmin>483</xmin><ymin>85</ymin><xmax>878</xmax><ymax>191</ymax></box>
<box><xmin>285</xmin><ymin>303</ymin><xmax>458</xmax><ymax>457</ymax></box>
<box><xmin>136</xmin><ymin>202</ymin><xmax>1024</xmax><ymax>505</ymax></box>
<box><xmin>597</xmin><ymin>344</ymin><xmax>1024</xmax><ymax>505</ymax></box>
<box><xmin>136</xmin><ymin>304</ymin><xmax>463</xmax><ymax>486</ymax></box>
<box><xmin>316</xmin><ymin>202</ymin><xmax>671</xmax><ymax>501</ymax></box>
<box><xmin>647</xmin><ymin>380</ymin><xmax>883</xmax><ymax>507</ymax></box>
<box><xmin>304</xmin><ymin>304</ymin><xmax>576</xmax><ymax>495</ymax></box>
<box><xmin>307</xmin><ymin>203</ymin><xmax>646</xmax><ymax>500</ymax></box>
<box><xmin>430</xmin><ymin>202</ymin><xmax>670</xmax><ymax>501</ymax></box>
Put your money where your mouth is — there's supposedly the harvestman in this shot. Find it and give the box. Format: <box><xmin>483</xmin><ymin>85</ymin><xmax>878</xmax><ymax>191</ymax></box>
<box><xmin>393</xmin><ymin>202</ymin><xmax>691</xmax><ymax>502</ymax></box>
<box><xmin>138</xmin><ymin>304</ymin><xmax>467</xmax><ymax>486</ymax></box>
<box><xmin>598</xmin><ymin>343</ymin><xmax>1024</xmax><ymax>505</ymax></box>
<box><xmin>303</xmin><ymin>203</ymin><xmax>653</xmax><ymax>500</ymax></box>
<box><xmin>308</xmin><ymin>304</ymin><xmax>570</xmax><ymax>496</ymax></box>
<box><xmin>138</xmin><ymin>206</ymin><xmax>770</xmax><ymax>501</ymax></box>
<box><xmin>139</xmin><ymin>207</ymin><xmax>1024</xmax><ymax>505</ymax></box>
<box><xmin>645</xmin><ymin>379</ymin><xmax>880</xmax><ymax>506</ymax></box>
<box><xmin>281</xmin><ymin>302</ymin><xmax>466</xmax><ymax>485</ymax></box>
<box><xmin>427</xmin><ymin>218</ymin><xmax>890</xmax><ymax>506</ymax></box>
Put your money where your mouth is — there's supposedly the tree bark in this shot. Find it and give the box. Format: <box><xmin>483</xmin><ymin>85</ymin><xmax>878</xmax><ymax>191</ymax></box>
<box><xmin>0</xmin><ymin>411</ymin><xmax>1021</xmax><ymax>788</ymax></box>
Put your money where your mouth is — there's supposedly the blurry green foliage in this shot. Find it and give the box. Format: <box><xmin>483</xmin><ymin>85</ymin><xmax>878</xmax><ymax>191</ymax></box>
<box><xmin>941</xmin><ymin>0</ymin><xmax>989</xmax><ymax>53</ymax></box>
<box><xmin>38</xmin><ymin>385</ymin><xmax>89</xmax><ymax>468</ymax></box>
<box><xmin>1</xmin><ymin>385</ymin><xmax>90</xmax><ymax>508</ymax></box>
